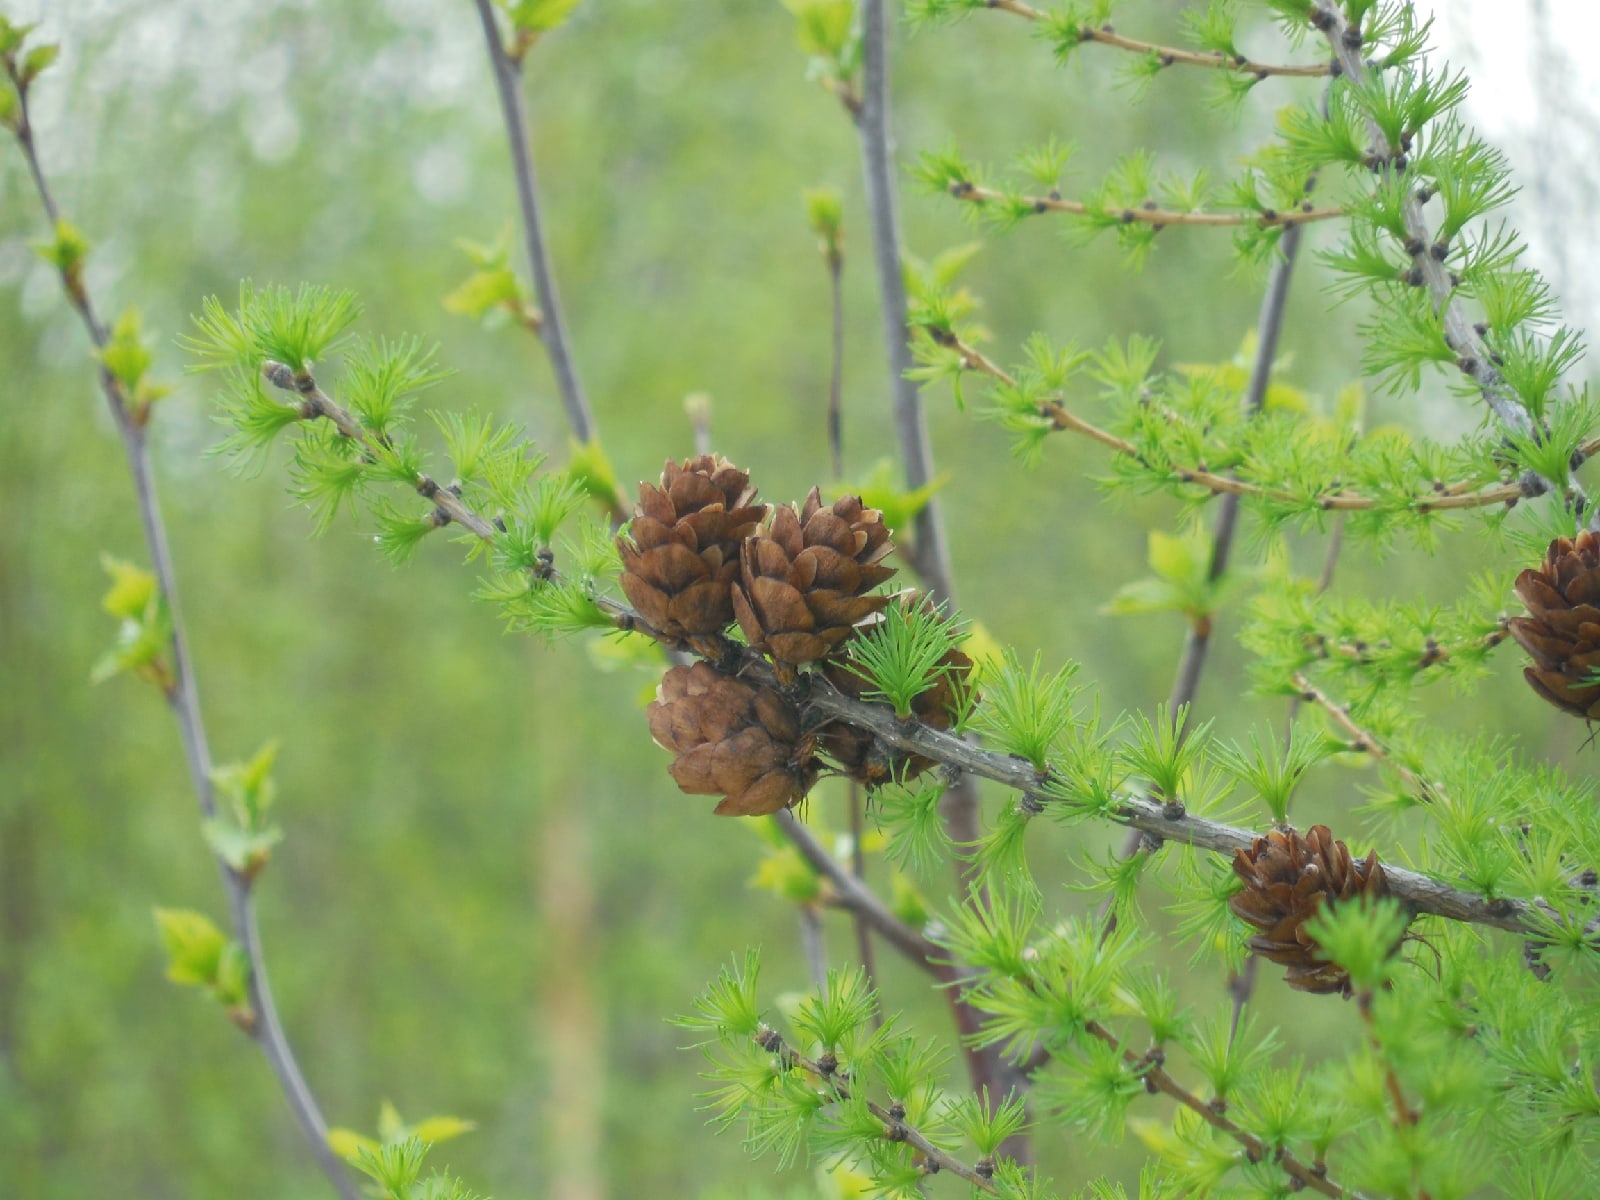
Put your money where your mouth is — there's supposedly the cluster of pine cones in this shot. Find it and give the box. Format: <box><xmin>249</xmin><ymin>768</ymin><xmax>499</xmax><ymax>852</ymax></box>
<box><xmin>619</xmin><ymin>455</ymin><xmax>969</xmax><ymax>816</ymax></box>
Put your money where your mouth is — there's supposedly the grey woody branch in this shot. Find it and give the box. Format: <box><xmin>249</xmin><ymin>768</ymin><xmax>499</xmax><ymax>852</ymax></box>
<box><xmin>469</xmin><ymin>0</ymin><xmax>607</xmax><ymax>467</ymax></box>
<box><xmin>1314</xmin><ymin>4</ymin><xmax>1588</xmax><ymax>523</ymax></box>
<box><xmin>854</xmin><ymin>0</ymin><xmax>1025</xmax><ymax>1118</ymax></box>
<box><xmin>7</xmin><ymin>75</ymin><xmax>360</xmax><ymax>1200</ymax></box>
<box><xmin>788</xmin><ymin>670</ymin><xmax>1543</xmax><ymax>935</ymax></box>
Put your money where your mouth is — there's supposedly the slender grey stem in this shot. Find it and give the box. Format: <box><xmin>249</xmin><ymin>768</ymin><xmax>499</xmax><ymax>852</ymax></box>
<box><xmin>1175</xmin><ymin>216</ymin><xmax>1309</xmax><ymax>721</ymax></box>
<box><xmin>797</xmin><ymin>905</ymin><xmax>829</xmax><ymax>995</ymax></box>
<box><xmin>10</xmin><ymin>88</ymin><xmax>358</xmax><ymax>1200</ymax></box>
<box><xmin>844</xmin><ymin>783</ymin><xmax>883</xmax><ymax>1029</ymax></box>
<box><xmin>827</xmin><ymin>250</ymin><xmax>845</xmax><ymax>479</ymax></box>
<box><xmin>853</xmin><ymin>1</ymin><xmax>1015</xmax><ymax>1120</ymax></box>
<box><xmin>775</xmin><ymin>811</ymin><xmax>941</xmax><ymax>963</ymax></box>
<box><xmin>855</xmin><ymin>0</ymin><xmax>984</xmax><ymax>880</ymax></box>
<box><xmin>1110</xmin><ymin>208</ymin><xmax>1311</xmax><ymax>880</ymax></box>
<box><xmin>856</xmin><ymin>0</ymin><xmax>955</xmax><ymax>610</ymax></box>
<box><xmin>470</xmin><ymin>0</ymin><xmax>598</xmax><ymax>447</ymax></box>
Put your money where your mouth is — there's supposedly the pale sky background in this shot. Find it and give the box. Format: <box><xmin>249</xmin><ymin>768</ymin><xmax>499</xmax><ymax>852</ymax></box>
<box><xmin>1426</xmin><ymin>0</ymin><xmax>1600</xmax><ymax>333</ymax></box>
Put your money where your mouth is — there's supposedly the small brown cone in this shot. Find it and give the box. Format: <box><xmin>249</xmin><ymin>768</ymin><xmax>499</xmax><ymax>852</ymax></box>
<box><xmin>732</xmin><ymin>488</ymin><xmax>896</xmax><ymax>672</ymax></box>
<box><xmin>1509</xmin><ymin>531</ymin><xmax>1600</xmax><ymax>720</ymax></box>
<box><xmin>618</xmin><ymin>456</ymin><xmax>768</xmax><ymax>643</ymax></box>
<box><xmin>818</xmin><ymin>607</ymin><xmax>974</xmax><ymax>786</ymax></box>
<box><xmin>647</xmin><ymin>662</ymin><xmax>820</xmax><ymax>816</ymax></box>
<box><xmin>1228</xmin><ymin>824</ymin><xmax>1396</xmax><ymax>996</ymax></box>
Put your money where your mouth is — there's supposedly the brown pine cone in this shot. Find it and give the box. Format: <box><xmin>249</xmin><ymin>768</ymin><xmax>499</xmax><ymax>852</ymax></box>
<box><xmin>617</xmin><ymin>456</ymin><xmax>768</xmax><ymax>643</ymax></box>
<box><xmin>1509</xmin><ymin>531</ymin><xmax>1600</xmax><ymax>720</ymax></box>
<box><xmin>818</xmin><ymin>607</ymin><xmax>974</xmax><ymax>786</ymax></box>
<box><xmin>732</xmin><ymin>487</ymin><xmax>896</xmax><ymax>673</ymax></box>
<box><xmin>1228</xmin><ymin>824</ymin><xmax>1397</xmax><ymax>996</ymax></box>
<box><xmin>647</xmin><ymin>662</ymin><xmax>820</xmax><ymax>816</ymax></box>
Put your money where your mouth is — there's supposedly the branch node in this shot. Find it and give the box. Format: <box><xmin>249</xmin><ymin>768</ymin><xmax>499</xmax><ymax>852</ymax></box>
<box><xmin>261</xmin><ymin>360</ymin><xmax>296</xmax><ymax>391</ymax></box>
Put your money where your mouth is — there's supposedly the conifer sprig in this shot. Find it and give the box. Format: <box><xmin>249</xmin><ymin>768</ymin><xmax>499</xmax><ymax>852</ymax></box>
<box><xmin>940</xmin><ymin>900</ymin><xmax>1364</xmax><ymax>1198</ymax></box>
<box><xmin>678</xmin><ymin>957</ymin><xmax>1024</xmax><ymax>1196</ymax></box>
<box><xmin>1302</xmin><ymin>4</ymin><xmax>1595</xmax><ymax>523</ymax></box>
<box><xmin>910</xmin><ymin>0</ymin><xmax>1335</xmax><ymax>81</ymax></box>
<box><xmin>911</xmin><ymin>326</ymin><xmax>1593</xmax><ymax>539</ymax></box>
<box><xmin>939</xmin><ymin>178</ymin><xmax>1344</xmax><ymax>233</ymax></box>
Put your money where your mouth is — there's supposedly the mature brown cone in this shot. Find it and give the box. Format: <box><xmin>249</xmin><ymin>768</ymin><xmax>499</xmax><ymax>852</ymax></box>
<box><xmin>647</xmin><ymin>662</ymin><xmax>820</xmax><ymax>816</ymax></box>
<box><xmin>617</xmin><ymin>456</ymin><xmax>768</xmax><ymax>642</ymax></box>
<box><xmin>1228</xmin><ymin>824</ymin><xmax>1396</xmax><ymax>996</ymax></box>
<box><xmin>732</xmin><ymin>487</ymin><xmax>896</xmax><ymax>671</ymax></box>
<box><xmin>1509</xmin><ymin>531</ymin><xmax>1600</xmax><ymax>720</ymax></box>
<box><xmin>817</xmin><ymin>615</ymin><xmax>974</xmax><ymax>787</ymax></box>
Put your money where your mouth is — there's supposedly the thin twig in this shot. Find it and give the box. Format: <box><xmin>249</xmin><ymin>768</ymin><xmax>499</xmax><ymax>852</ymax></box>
<box><xmin>936</xmin><ymin>329</ymin><xmax>1589</xmax><ymax>514</ymax></box>
<box><xmin>1354</xmin><ymin>992</ymin><xmax>1430</xmax><ymax>1198</ymax></box>
<box><xmin>1176</xmin><ymin>211</ymin><xmax>1311</xmax><ymax>722</ymax></box>
<box><xmin>1082</xmin><ymin>1020</ymin><xmax>1360</xmax><ymax>1199</ymax></box>
<box><xmin>797</xmin><ymin>906</ymin><xmax>830</xmax><ymax>995</ymax></box>
<box><xmin>8</xmin><ymin>79</ymin><xmax>359</xmax><ymax>1200</ymax></box>
<box><xmin>856</xmin><ymin>0</ymin><xmax>957</xmax><ymax>613</ymax></box>
<box><xmin>989</xmin><ymin>0</ymin><xmax>1334</xmax><ymax>78</ymax></box>
<box><xmin>775</xmin><ymin>811</ymin><xmax>939</xmax><ymax>964</ymax></box>
<box><xmin>856</xmin><ymin>0</ymin><xmax>1015</xmax><ymax>1115</ymax></box>
<box><xmin>1292</xmin><ymin>673</ymin><xmax>1439</xmax><ymax>804</ymax></box>
<box><xmin>814</xmin><ymin>235</ymin><xmax>879</xmax><ymax>1016</ymax></box>
<box><xmin>470</xmin><ymin>0</ymin><xmax>601</xmax><ymax>451</ymax></box>
<box><xmin>1311</xmin><ymin>620</ymin><xmax>1511</xmax><ymax>673</ymax></box>
<box><xmin>827</xmin><ymin>243</ymin><xmax>846</xmax><ymax>480</ymax></box>
<box><xmin>1108</xmin><ymin>211</ymin><xmax>1311</xmax><ymax>920</ymax></box>
<box><xmin>952</xmin><ymin>181</ymin><xmax>1344</xmax><ymax>229</ymax></box>
<box><xmin>758</xmin><ymin>1028</ymin><xmax>1005</xmax><ymax>1194</ymax></box>
<box><xmin>844</xmin><ymin>784</ymin><xmax>884</xmax><ymax>1029</ymax></box>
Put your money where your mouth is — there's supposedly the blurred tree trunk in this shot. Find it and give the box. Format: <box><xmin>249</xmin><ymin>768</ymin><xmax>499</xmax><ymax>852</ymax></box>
<box><xmin>534</xmin><ymin>678</ymin><xmax>603</xmax><ymax>1200</ymax></box>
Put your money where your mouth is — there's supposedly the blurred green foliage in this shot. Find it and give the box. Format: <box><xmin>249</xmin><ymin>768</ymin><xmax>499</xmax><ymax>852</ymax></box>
<box><xmin>2</xmin><ymin>1</ymin><xmax>1592</xmax><ymax>1197</ymax></box>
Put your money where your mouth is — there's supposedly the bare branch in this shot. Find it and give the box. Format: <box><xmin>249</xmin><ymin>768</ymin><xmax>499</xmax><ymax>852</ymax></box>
<box><xmin>470</xmin><ymin>0</ymin><xmax>601</xmax><ymax>450</ymax></box>
<box><xmin>775</xmin><ymin>811</ymin><xmax>941</xmax><ymax>964</ymax></box>
<box><xmin>952</xmin><ymin>181</ymin><xmax>1345</xmax><ymax>229</ymax></box>
<box><xmin>8</xmin><ymin>78</ymin><xmax>359</xmax><ymax>1200</ymax></box>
